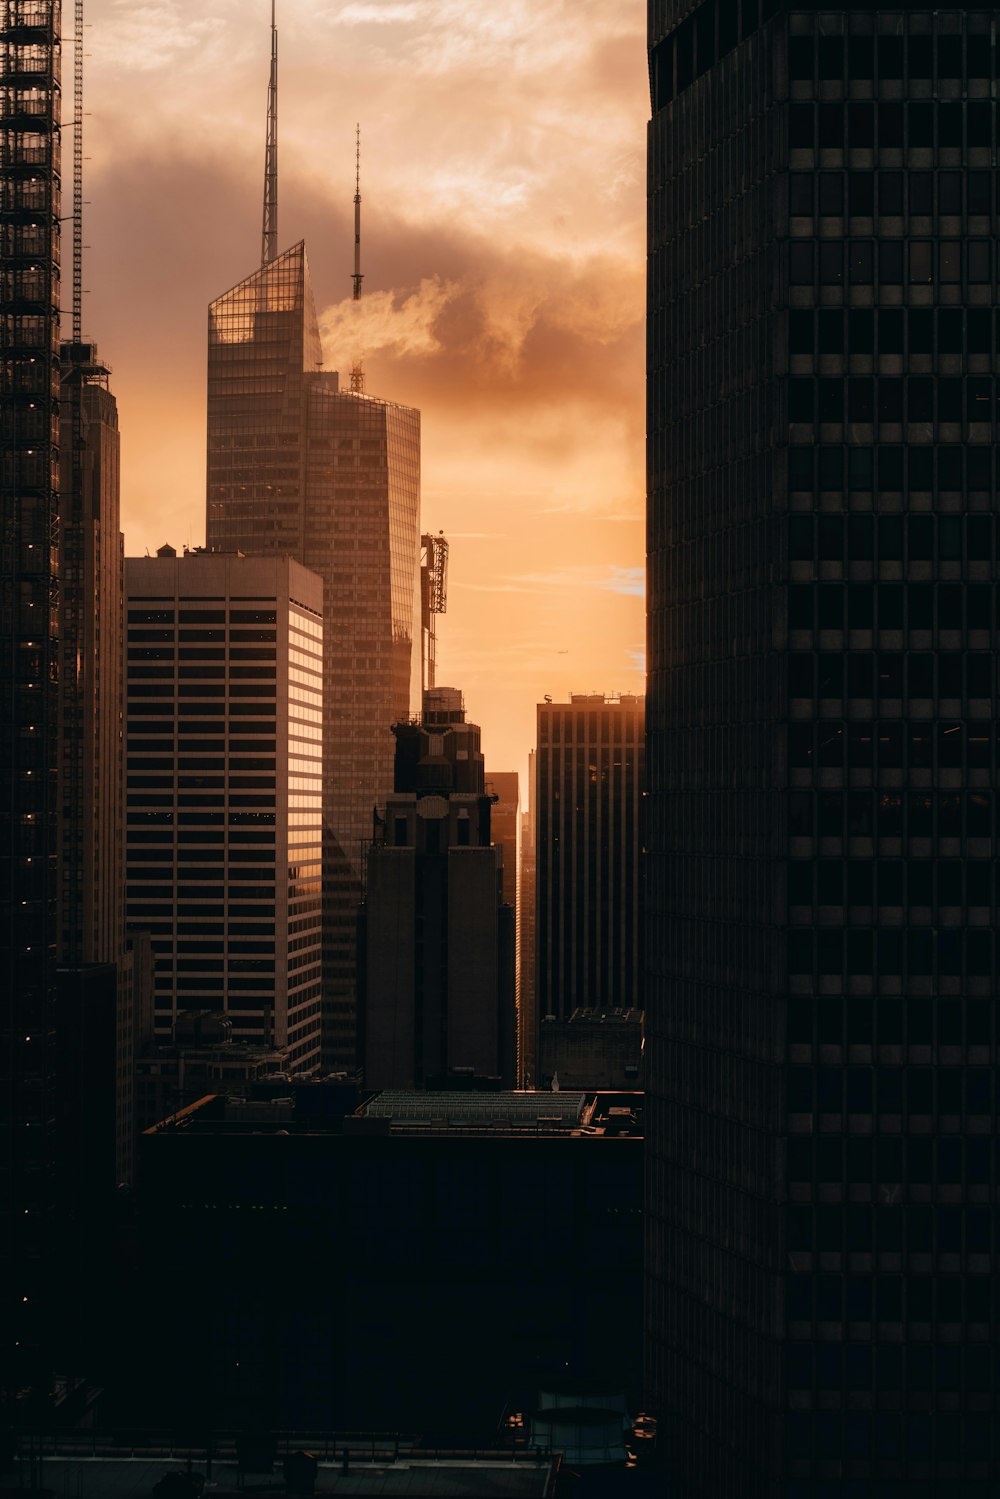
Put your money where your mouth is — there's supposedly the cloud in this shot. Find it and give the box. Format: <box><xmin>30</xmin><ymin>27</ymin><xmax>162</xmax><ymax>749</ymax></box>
<box><xmin>319</xmin><ymin>277</ymin><xmax>457</xmax><ymax>365</ymax></box>
<box><xmin>85</xmin><ymin>0</ymin><xmax>647</xmax><ymax>787</ymax></box>
<box><xmin>455</xmin><ymin>563</ymin><xmax>643</xmax><ymax>597</ymax></box>
<box><xmin>600</xmin><ymin>567</ymin><xmax>645</xmax><ymax>598</ymax></box>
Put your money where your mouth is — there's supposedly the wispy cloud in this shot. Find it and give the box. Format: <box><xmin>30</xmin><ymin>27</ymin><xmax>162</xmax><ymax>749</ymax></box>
<box><xmin>600</xmin><ymin>566</ymin><xmax>645</xmax><ymax>598</ymax></box>
<box><xmin>320</xmin><ymin>277</ymin><xmax>457</xmax><ymax>365</ymax></box>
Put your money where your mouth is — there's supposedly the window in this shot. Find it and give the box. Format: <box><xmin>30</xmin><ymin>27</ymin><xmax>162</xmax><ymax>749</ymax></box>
<box><xmin>848</xmin><ymin>171</ymin><xmax>873</xmax><ymax>216</ymax></box>
<box><xmin>909</xmin><ymin>242</ymin><xmax>932</xmax><ymax>283</ymax></box>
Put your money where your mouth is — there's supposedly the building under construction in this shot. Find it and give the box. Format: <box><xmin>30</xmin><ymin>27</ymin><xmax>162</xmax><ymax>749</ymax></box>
<box><xmin>0</xmin><ymin>0</ymin><xmax>63</xmax><ymax>1390</ymax></box>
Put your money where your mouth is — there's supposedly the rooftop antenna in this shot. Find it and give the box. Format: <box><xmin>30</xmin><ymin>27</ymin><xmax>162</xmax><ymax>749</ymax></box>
<box><xmin>261</xmin><ymin>0</ymin><xmax>278</xmax><ymax>266</ymax></box>
<box><xmin>350</xmin><ymin>124</ymin><xmax>366</xmax><ymax>394</ymax></box>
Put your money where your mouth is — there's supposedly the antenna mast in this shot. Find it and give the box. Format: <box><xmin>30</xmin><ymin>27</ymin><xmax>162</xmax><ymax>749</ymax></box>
<box><xmin>350</xmin><ymin>124</ymin><xmax>365</xmax><ymax>394</ymax></box>
<box><xmin>352</xmin><ymin>124</ymin><xmax>363</xmax><ymax>301</ymax></box>
<box><xmin>261</xmin><ymin>0</ymin><xmax>278</xmax><ymax>265</ymax></box>
<box><xmin>73</xmin><ymin>0</ymin><xmax>83</xmax><ymax>340</ymax></box>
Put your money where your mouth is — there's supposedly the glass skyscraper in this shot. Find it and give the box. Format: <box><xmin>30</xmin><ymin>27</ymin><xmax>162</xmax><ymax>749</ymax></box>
<box><xmin>206</xmin><ymin>241</ymin><xmax>420</xmax><ymax>1071</ymax></box>
<box><xmin>647</xmin><ymin>5</ymin><xmax>1000</xmax><ymax>1495</ymax></box>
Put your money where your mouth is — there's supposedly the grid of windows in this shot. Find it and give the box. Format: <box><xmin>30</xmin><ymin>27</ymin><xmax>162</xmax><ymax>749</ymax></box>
<box><xmin>125</xmin><ymin>558</ymin><xmax>323</xmax><ymax>1071</ymax></box>
<box><xmin>647</xmin><ymin>5</ymin><xmax>1000</xmax><ymax>1496</ymax></box>
<box><xmin>535</xmin><ymin>697</ymin><xmax>644</xmax><ymax>1023</ymax></box>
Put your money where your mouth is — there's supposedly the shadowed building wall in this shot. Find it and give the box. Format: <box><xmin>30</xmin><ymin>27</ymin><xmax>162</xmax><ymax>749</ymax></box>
<box><xmin>125</xmin><ymin>551</ymin><xmax>324</xmax><ymax>1073</ymax></box>
<box><xmin>647</xmin><ymin>4</ymin><xmax>1000</xmax><ymax>1495</ymax></box>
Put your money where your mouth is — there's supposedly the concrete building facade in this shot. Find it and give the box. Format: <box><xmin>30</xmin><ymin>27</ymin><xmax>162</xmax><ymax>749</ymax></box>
<box><xmin>125</xmin><ymin>550</ymin><xmax>323</xmax><ymax>1072</ymax></box>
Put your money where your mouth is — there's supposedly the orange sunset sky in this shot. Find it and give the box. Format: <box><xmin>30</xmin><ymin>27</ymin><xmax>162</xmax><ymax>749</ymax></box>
<box><xmin>83</xmin><ymin>0</ymin><xmax>648</xmax><ymax>791</ymax></box>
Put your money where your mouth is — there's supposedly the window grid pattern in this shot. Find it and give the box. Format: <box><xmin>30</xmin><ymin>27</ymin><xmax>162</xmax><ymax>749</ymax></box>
<box><xmin>124</xmin><ymin>558</ymin><xmax>323</xmax><ymax>1072</ymax></box>
<box><xmin>647</xmin><ymin>6</ymin><xmax>1000</xmax><ymax>1497</ymax></box>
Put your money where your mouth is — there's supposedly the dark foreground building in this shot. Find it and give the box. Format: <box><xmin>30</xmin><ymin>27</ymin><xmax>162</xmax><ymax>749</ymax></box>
<box><xmin>647</xmin><ymin>6</ymin><xmax>1000</xmax><ymax>1497</ymax></box>
<box><xmin>0</xmin><ymin>0</ymin><xmax>62</xmax><ymax>1392</ymax></box>
<box><xmin>137</xmin><ymin>1088</ymin><xmax>643</xmax><ymax>1439</ymax></box>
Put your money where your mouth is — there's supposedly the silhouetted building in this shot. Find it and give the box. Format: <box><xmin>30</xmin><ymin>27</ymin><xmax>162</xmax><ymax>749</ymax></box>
<box><xmin>56</xmin><ymin>338</ymin><xmax>147</xmax><ymax>1193</ymax></box>
<box><xmin>125</xmin><ymin>550</ymin><xmax>323</xmax><ymax>1072</ymax></box>
<box><xmin>538</xmin><ymin>1008</ymin><xmax>643</xmax><ymax>1092</ymax></box>
<box><xmin>535</xmin><ymin>694</ymin><xmax>644</xmax><ymax>1031</ymax></box>
<box><xmin>135</xmin><ymin>1009</ymin><xmax>291</xmax><ymax>1134</ymax></box>
<box><xmin>138</xmin><ymin>1086</ymin><xmax>642</xmax><ymax>1436</ymax></box>
<box><xmin>519</xmin><ymin>750</ymin><xmax>538</xmax><ymax>1085</ymax></box>
<box><xmin>57</xmin><ymin>341</ymin><xmax>122</xmax><ymax>968</ymax></box>
<box><xmin>647</xmin><ymin>6</ymin><xmax>1000</xmax><ymax>1495</ymax></box>
<box><xmin>0</xmin><ymin>0</ymin><xmax>63</xmax><ymax>1390</ymax></box>
<box><xmin>205</xmin><ymin>242</ymin><xmax>420</xmax><ymax>1074</ymax></box>
<box><xmin>362</xmin><ymin>688</ymin><xmax>515</xmax><ymax>1088</ymax></box>
<box><xmin>489</xmin><ymin>768</ymin><xmax>520</xmax><ymax>1062</ymax></box>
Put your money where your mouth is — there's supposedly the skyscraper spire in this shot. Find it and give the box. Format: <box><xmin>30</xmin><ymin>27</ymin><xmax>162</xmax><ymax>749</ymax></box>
<box><xmin>350</xmin><ymin>123</ymin><xmax>365</xmax><ymax>393</ymax></box>
<box><xmin>352</xmin><ymin>123</ymin><xmax>363</xmax><ymax>301</ymax></box>
<box><xmin>261</xmin><ymin>0</ymin><xmax>278</xmax><ymax>266</ymax></box>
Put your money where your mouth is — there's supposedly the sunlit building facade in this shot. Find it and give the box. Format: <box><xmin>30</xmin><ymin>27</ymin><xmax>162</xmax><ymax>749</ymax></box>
<box><xmin>647</xmin><ymin>5</ymin><xmax>1000</xmax><ymax>1495</ymax></box>
<box><xmin>124</xmin><ymin>551</ymin><xmax>323</xmax><ymax>1072</ymax></box>
<box><xmin>206</xmin><ymin>242</ymin><xmax>420</xmax><ymax>1071</ymax></box>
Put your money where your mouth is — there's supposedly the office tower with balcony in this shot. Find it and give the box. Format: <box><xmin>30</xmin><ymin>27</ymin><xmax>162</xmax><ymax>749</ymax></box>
<box><xmin>125</xmin><ymin>549</ymin><xmax>324</xmax><ymax>1073</ymax></box>
<box><xmin>362</xmin><ymin>688</ymin><xmax>515</xmax><ymax>1090</ymax></box>
<box><xmin>647</xmin><ymin>5</ymin><xmax>1000</xmax><ymax>1494</ymax></box>
<box><xmin>0</xmin><ymin>0</ymin><xmax>62</xmax><ymax>1389</ymax></box>
<box><xmin>535</xmin><ymin>694</ymin><xmax>644</xmax><ymax>1032</ymax></box>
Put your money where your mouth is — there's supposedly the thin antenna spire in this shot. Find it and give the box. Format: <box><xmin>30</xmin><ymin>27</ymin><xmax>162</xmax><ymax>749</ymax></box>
<box><xmin>73</xmin><ymin>0</ymin><xmax>83</xmax><ymax>341</ymax></box>
<box><xmin>350</xmin><ymin>123</ymin><xmax>365</xmax><ymax>393</ymax></box>
<box><xmin>352</xmin><ymin>124</ymin><xmax>363</xmax><ymax>300</ymax></box>
<box><xmin>261</xmin><ymin>0</ymin><xmax>278</xmax><ymax>266</ymax></box>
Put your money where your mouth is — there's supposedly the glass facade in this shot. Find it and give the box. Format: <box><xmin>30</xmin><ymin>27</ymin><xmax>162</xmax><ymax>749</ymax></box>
<box><xmin>124</xmin><ymin>555</ymin><xmax>323</xmax><ymax>1071</ymax></box>
<box><xmin>207</xmin><ymin>241</ymin><xmax>321</xmax><ymax>556</ymax></box>
<box><xmin>646</xmin><ymin>5</ymin><xmax>1000</xmax><ymax>1496</ymax></box>
<box><xmin>206</xmin><ymin>243</ymin><xmax>420</xmax><ymax>1071</ymax></box>
<box><xmin>0</xmin><ymin>0</ymin><xmax>62</xmax><ymax>1375</ymax></box>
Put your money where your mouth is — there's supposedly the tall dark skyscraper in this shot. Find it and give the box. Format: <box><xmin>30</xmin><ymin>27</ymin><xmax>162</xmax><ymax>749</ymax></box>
<box><xmin>535</xmin><ymin>694</ymin><xmax>643</xmax><ymax>1027</ymax></box>
<box><xmin>647</xmin><ymin>5</ymin><xmax>1000</xmax><ymax>1495</ymax></box>
<box><xmin>0</xmin><ymin>0</ymin><xmax>62</xmax><ymax>1388</ymax></box>
<box><xmin>57</xmin><ymin>340</ymin><xmax>121</xmax><ymax>970</ymax></box>
<box><xmin>205</xmin><ymin>29</ymin><xmax>420</xmax><ymax>1071</ymax></box>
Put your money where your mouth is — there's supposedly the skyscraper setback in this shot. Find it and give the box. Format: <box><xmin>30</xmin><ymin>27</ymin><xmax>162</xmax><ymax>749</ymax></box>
<box><xmin>647</xmin><ymin>5</ymin><xmax>1000</xmax><ymax>1494</ymax></box>
<box><xmin>205</xmin><ymin>26</ymin><xmax>420</xmax><ymax>1070</ymax></box>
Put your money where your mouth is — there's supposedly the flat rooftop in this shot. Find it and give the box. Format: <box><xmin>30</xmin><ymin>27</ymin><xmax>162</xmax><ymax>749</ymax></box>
<box><xmin>145</xmin><ymin>1089</ymin><xmax>643</xmax><ymax>1140</ymax></box>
